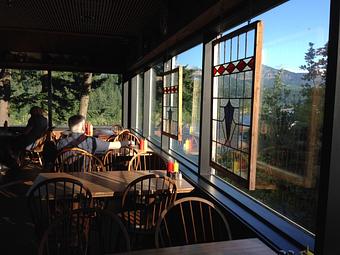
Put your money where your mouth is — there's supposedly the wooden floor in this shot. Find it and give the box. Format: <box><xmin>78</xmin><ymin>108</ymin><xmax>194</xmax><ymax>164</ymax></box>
<box><xmin>0</xmin><ymin>163</ymin><xmax>42</xmax><ymax>255</ymax></box>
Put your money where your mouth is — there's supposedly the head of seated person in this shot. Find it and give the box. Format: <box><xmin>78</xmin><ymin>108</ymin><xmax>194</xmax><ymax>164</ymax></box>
<box><xmin>30</xmin><ymin>106</ymin><xmax>45</xmax><ymax>117</ymax></box>
<box><xmin>68</xmin><ymin>115</ymin><xmax>85</xmax><ymax>134</ymax></box>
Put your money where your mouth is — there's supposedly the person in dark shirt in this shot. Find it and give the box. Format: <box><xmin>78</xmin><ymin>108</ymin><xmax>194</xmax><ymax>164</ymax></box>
<box><xmin>57</xmin><ymin>115</ymin><xmax>132</xmax><ymax>154</ymax></box>
<box><xmin>7</xmin><ymin>106</ymin><xmax>48</xmax><ymax>169</ymax></box>
<box><xmin>19</xmin><ymin>106</ymin><xmax>48</xmax><ymax>150</ymax></box>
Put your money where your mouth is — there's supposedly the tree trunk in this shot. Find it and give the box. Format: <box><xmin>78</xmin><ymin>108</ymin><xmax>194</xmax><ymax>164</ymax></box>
<box><xmin>41</xmin><ymin>70</ymin><xmax>49</xmax><ymax>93</ymax></box>
<box><xmin>79</xmin><ymin>72</ymin><xmax>92</xmax><ymax>117</ymax></box>
<box><xmin>0</xmin><ymin>69</ymin><xmax>11</xmax><ymax>126</ymax></box>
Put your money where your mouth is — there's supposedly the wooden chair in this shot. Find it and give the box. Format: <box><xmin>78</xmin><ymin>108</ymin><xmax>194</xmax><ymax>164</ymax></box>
<box><xmin>27</xmin><ymin>177</ymin><xmax>92</xmax><ymax>241</ymax></box>
<box><xmin>109</xmin><ymin>129</ymin><xmax>140</xmax><ymax>147</ymax></box>
<box><xmin>112</xmin><ymin>124</ymin><xmax>124</xmax><ymax>135</ymax></box>
<box><xmin>19</xmin><ymin>131</ymin><xmax>49</xmax><ymax>167</ymax></box>
<box><xmin>89</xmin><ymin>209</ymin><xmax>131</xmax><ymax>254</ymax></box>
<box><xmin>103</xmin><ymin>147</ymin><xmax>138</xmax><ymax>171</ymax></box>
<box><xmin>155</xmin><ymin>197</ymin><xmax>232</xmax><ymax>248</ymax></box>
<box><xmin>38</xmin><ymin>208</ymin><xmax>91</xmax><ymax>255</ymax></box>
<box><xmin>121</xmin><ymin>174</ymin><xmax>177</xmax><ymax>249</ymax></box>
<box><xmin>128</xmin><ymin>151</ymin><xmax>167</xmax><ymax>171</ymax></box>
<box><xmin>106</xmin><ymin>128</ymin><xmax>129</xmax><ymax>142</ymax></box>
<box><xmin>38</xmin><ymin>208</ymin><xmax>131</xmax><ymax>255</ymax></box>
<box><xmin>54</xmin><ymin>147</ymin><xmax>105</xmax><ymax>172</ymax></box>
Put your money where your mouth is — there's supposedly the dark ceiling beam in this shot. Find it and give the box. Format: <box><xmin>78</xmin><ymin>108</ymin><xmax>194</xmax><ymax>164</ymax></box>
<box><xmin>128</xmin><ymin>0</ymin><xmax>287</xmax><ymax>75</ymax></box>
<box><xmin>0</xmin><ymin>60</ymin><xmax>124</xmax><ymax>74</ymax></box>
<box><xmin>0</xmin><ymin>27</ymin><xmax>133</xmax><ymax>41</ymax></box>
<box><xmin>128</xmin><ymin>0</ymin><xmax>241</xmax><ymax>72</ymax></box>
<box><xmin>0</xmin><ymin>30</ymin><xmax>129</xmax><ymax>55</ymax></box>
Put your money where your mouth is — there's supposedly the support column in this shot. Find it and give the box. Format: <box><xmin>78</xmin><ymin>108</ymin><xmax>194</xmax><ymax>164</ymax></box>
<box><xmin>315</xmin><ymin>0</ymin><xmax>340</xmax><ymax>253</ymax></box>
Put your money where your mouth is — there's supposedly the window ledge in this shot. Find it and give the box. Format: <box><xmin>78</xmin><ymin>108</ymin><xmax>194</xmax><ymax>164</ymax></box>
<box><xmin>183</xmin><ymin>170</ymin><xmax>315</xmax><ymax>253</ymax></box>
<box><xmin>129</xmin><ymin>131</ymin><xmax>313</xmax><ymax>252</ymax></box>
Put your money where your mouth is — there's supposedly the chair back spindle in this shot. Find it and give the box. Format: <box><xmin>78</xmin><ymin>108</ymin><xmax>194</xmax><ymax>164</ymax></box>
<box><xmin>103</xmin><ymin>147</ymin><xmax>137</xmax><ymax>171</ymax></box>
<box><xmin>155</xmin><ymin>197</ymin><xmax>232</xmax><ymax>248</ymax></box>
<box><xmin>128</xmin><ymin>152</ymin><xmax>167</xmax><ymax>171</ymax></box>
<box><xmin>121</xmin><ymin>174</ymin><xmax>177</xmax><ymax>243</ymax></box>
<box><xmin>54</xmin><ymin>148</ymin><xmax>104</xmax><ymax>172</ymax></box>
<box><xmin>27</xmin><ymin>177</ymin><xmax>92</xmax><ymax>240</ymax></box>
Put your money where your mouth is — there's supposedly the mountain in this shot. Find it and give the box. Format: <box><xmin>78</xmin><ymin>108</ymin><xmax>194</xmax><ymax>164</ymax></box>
<box><xmin>261</xmin><ymin>65</ymin><xmax>306</xmax><ymax>88</ymax></box>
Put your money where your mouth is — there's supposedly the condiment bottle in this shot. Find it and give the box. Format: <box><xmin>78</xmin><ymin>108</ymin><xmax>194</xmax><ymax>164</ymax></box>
<box><xmin>84</xmin><ymin>122</ymin><xmax>89</xmax><ymax>135</ymax></box>
<box><xmin>144</xmin><ymin>139</ymin><xmax>148</xmax><ymax>151</ymax></box>
<box><xmin>167</xmin><ymin>160</ymin><xmax>174</xmax><ymax>176</ymax></box>
<box><xmin>139</xmin><ymin>138</ymin><xmax>144</xmax><ymax>151</ymax></box>
<box><xmin>174</xmin><ymin>160</ymin><xmax>179</xmax><ymax>173</ymax></box>
<box><xmin>89</xmin><ymin>122</ymin><xmax>93</xmax><ymax>136</ymax></box>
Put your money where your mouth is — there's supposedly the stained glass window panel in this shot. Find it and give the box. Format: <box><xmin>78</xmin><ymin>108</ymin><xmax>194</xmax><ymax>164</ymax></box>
<box><xmin>210</xmin><ymin>21</ymin><xmax>263</xmax><ymax>190</ymax></box>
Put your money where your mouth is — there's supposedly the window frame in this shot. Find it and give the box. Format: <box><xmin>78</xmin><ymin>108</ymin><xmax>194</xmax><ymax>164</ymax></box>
<box><xmin>125</xmin><ymin>1</ymin><xmax>338</xmax><ymax>252</ymax></box>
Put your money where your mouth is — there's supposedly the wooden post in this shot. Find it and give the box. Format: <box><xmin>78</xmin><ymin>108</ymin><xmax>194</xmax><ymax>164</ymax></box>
<box><xmin>47</xmin><ymin>70</ymin><xmax>53</xmax><ymax>129</ymax></box>
<box><xmin>0</xmin><ymin>69</ymin><xmax>11</xmax><ymax>126</ymax></box>
<box><xmin>249</xmin><ymin>21</ymin><xmax>263</xmax><ymax>190</ymax></box>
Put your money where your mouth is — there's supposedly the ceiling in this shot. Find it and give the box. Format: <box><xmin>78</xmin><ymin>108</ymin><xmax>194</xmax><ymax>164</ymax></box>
<box><xmin>0</xmin><ymin>0</ymin><xmax>278</xmax><ymax>73</ymax></box>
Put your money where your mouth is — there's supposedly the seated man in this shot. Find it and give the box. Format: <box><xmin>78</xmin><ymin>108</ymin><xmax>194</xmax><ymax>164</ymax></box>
<box><xmin>57</xmin><ymin>115</ymin><xmax>132</xmax><ymax>154</ymax></box>
<box><xmin>7</xmin><ymin>106</ymin><xmax>48</xmax><ymax>169</ymax></box>
<box><xmin>19</xmin><ymin>106</ymin><xmax>48</xmax><ymax>150</ymax></box>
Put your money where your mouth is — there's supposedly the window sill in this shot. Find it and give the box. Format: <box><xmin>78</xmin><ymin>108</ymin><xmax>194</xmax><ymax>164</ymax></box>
<box><xmin>184</xmin><ymin>170</ymin><xmax>315</xmax><ymax>253</ymax></box>
<box><xmin>129</xmin><ymin>130</ymin><xmax>312</xmax><ymax>252</ymax></box>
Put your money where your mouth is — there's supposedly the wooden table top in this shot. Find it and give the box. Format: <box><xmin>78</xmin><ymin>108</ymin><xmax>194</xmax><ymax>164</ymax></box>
<box><xmin>27</xmin><ymin>170</ymin><xmax>194</xmax><ymax>198</ymax></box>
<box><xmin>112</xmin><ymin>238</ymin><xmax>275</xmax><ymax>255</ymax></box>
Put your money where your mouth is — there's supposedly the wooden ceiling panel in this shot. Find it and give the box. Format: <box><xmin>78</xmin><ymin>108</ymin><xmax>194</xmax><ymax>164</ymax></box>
<box><xmin>0</xmin><ymin>0</ymin><xmax>161</xmax><ymax>36</ymax></box>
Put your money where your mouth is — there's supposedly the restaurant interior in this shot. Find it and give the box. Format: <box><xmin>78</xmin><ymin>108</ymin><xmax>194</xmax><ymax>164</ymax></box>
<box><xmin>0</xmin><ymin>0</ymin><xmax>339</xmax><ymax>254</ymax></box>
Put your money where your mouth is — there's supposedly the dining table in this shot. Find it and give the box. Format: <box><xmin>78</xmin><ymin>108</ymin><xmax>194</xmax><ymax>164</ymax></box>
<box><xmin>111</xmin><ymin>238</ymin><xmax>276</xmax><ymax>255</ymax></box>
<box><xmin>27</xmin><ymin>170</ymin><xmax>194</xmax><ymax>198</ymax></box>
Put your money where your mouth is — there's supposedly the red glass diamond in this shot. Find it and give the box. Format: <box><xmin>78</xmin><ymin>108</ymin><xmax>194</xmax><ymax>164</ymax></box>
<box><xmin>247</xmin><ymin>57</ymin><xmax>255</xmax><ymax>70</ymax></box>
<box><xmin>226</xmin><ymin>63</ymin><xmax>235</xmax><ymax>73</ymax></box>
<box><xmin>236</xmin><ymin>60</ymin><xmax>246</xmax><ymax>72</ymax></box>
<box><xmin>218</xmin><ymin>65</ymin><xmax>225</xmax><ymax>75</ymax></box>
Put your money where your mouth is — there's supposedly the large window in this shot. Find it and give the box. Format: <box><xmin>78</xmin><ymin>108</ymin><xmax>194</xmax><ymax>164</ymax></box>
<box><xmin>213</xmin><ymin>0</ymin><xmax>330</xmax><ymax>233</ymax></box>
<box><xmin>0</xmin><ymin>69</ymin><xmax>48</xmax><ymax>126</ymax></box>
<box><xmin>169</xmin><ymin>44</ymin><xmax>203</xmax><ymax>164</ymax></box>
<box><xmin>150</xmin><ymin>63</ymin><xmax>163</xmax><ymax>144</ymax></box>
<box><xmin>51</xmin><ymin>71</ymin><xmax>122</xmax><ymax>126</ymax></box>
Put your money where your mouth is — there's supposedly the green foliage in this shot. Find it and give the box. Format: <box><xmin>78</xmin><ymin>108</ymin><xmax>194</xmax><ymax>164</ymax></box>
<box><xmin>7</xmin><ymin>70</ymin><xmax>122</xmax><ymax>126</ymax></box>
<box><xmin>261</xmin><ymin>70</ymin><xmax>295</xmax><ymax>147</ymax></box>
<box><xmin>254</xmin><ymin>42</ymin><xmax>327</xmax><ymax>232</ymax></box>
<box><xmin>295</xmin><ymin>42</ymin><xmax>326</xmax><ymax>126</ymax></box>
<box><xmin>10</xmin><ymin>70</ymin><xmax>48</xmax><ymax>125</ymax></box>
<box><xmin>182</xmin><ymin>66</ymin><xmax>197</xmax><ymax>124</ymax></box>
<box><xmin>87</xmin><ymin>74</ymin><xmax>122</xmax><ymax>125</ymax></box>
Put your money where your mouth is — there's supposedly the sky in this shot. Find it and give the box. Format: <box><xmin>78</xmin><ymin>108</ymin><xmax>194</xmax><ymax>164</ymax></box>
<box><xmin>177</xmin><ymin>0</ymin><xmax>330</xmax><ymax>73</ymax></box>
